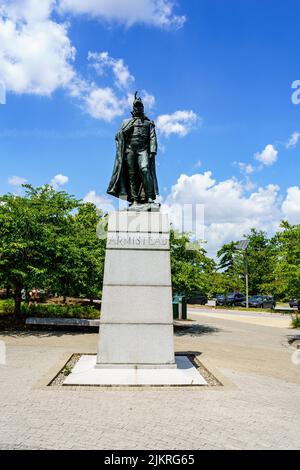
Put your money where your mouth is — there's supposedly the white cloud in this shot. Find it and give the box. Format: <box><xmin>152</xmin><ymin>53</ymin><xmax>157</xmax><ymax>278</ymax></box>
<box><xmin>282</xmin><ymin>186</ymin><xmax>300</xmax><ymax>225</ymax></box>
<box><xmin>156</xmin><ymin>110</ymin><xmax>199</xmax><ymax>137</ymax></box>
<box><xmin>237</xmin><ymin>162</ymin><xmax>255</xmax><ymax>175</ymax></box>
<box><xmin>1</xmin><ymin>0</ymin><xmax>55</xmax><ymax>23</ymax></box>
<box><xmin>161</xmin><ymin>171</ymin><xmax>283</xmax><ymax>256</ymax></box>
<box><xmin>0</xmin><ymin>2</ymin><xmax>156</xmax><ymax>122</ymax></box>
<box><xmin>0</xmin><ymin>0</ymin><xmax>76</xmax><ymax>95</ymax></box>
<box><xmin>83</xmin><ymin>87</ymin><xmax>126</xmax><ymax>122</ymax></box>
<box><xmin>88</xmin><ymin>51</ymin><xmax>134</xmax><ymax>90</ymax></box>
<box><xmin>83</xmin><ymin>190</ymin><xmax>115</xmax><ymax>212</ymax></box>
<box><xmin>194</xmin><ymin>160</ymin><xmax>202</xmax><ymax>169</ymax></box>
<box><xmin>140</xmin><ymin>91</ymin><xmax>156</xmax><ymax>111</ymax></box>
<box><xmin>50</xmin><ymin>174</ymin><xmax>69</xmax><ymax>189</ymax></box>
<box><xmin>59</xmin><ymin>0</ymin><xmax>186</xmax><ymax>29</ymax></box>
<box><xmin>8</xmin><ymin>175</ymin><xmax>27</xmax><ymax>186</ymax></box>
<box><xmin>85</xmin><ymin>54</ymin><xmax>157</xmax><ymax>120</ymax></box>
<box><xmin>0</xmin><ymin>1</ymin><xmax>192</xmax><ymax>130</ymax></box>
<box><xmin>254</xmin><ymin>144</ymin><xmax>278</xmax><ymax>167</ymax></box>
<box><xmin>286</xmin><ymin>132</ymin><xmax>300</xmax><ymax>149</ymax></box>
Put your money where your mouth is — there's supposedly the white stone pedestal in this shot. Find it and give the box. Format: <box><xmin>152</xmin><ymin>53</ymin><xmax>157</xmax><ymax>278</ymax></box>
<box><xmin>64</xmin><ymin>355</ymin><xmax>207</xmax><ymax>386</ymax></box>
<box><xmin>96</xmin><ymin>211</ymin><xmax>176</xmax><ymax>369</ymax></box>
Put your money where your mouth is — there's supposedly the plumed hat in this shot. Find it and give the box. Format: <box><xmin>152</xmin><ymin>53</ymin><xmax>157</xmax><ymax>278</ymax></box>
<box><xmin>133</xmin><ymin>91</ymin><xmax>144</xmax><ymax>111</ymax></box>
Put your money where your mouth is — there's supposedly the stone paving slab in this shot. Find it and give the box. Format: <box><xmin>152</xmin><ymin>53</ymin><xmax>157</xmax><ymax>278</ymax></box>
<box><xmin>0</xmin><ymin>313</ymin><xmax>300</xmax><ymax>450</ymax></box>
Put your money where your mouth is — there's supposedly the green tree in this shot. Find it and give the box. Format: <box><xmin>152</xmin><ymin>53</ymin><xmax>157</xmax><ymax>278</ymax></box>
<box><xmin>217</xmin><ymin>229</ymin><xmax>278</xmax><ymax>296</ymax></box>
<box><xmin>273</xmin><ymin>222</ymin><xmax>300</xmax><ymax>302</ymax></box>
<box><xmin>170</xmin><ymin>230</ymin><xmax>214</xmax><ymax>296</ymax></box>
<box><xmin>73</xmin><ymin>203</ymin><xmax>107</xmax><ymax>303</ymax></box>
<box><xmin>217</xmin><ymin>242</ymin><xmax>239</xmax><ymax>274</ymax></box>
<box><xmin>0</xmin><ymin>185</ymin><xmax>79</xmax><ymax>314</ymax></box>
<box><xmin>217</xmin><ymin>242</ymin><xmax>244</xmax><ymax>293</ymax></box>
<box><xmin>245</xmin><ymin>229</ymin><xmax>278</xmax><ymax>295</ymax></box>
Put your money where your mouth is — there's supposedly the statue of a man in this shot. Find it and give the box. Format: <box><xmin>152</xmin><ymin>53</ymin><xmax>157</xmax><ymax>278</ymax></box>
<box><xmin>107</xmin><ymin>93</ymin><xmax>159</xmax><ymax>209</ymax></box>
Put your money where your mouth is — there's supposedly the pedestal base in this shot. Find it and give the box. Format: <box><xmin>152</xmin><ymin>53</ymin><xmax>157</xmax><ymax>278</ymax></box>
<box><xmin>95</xmin><ymin>363</ymin><xmax>177</xmax><ymax>370</ymax></box>
<box><xmin>97</xmin><ymin>323</ymin><xmax>176</xmax><ymax>367</ymax></box>
<box><xmin>64</xmin><ymin>355</ymin><xmax>207</xmax><ymax>386</ymax></box>
<box><xmin>126</xmin><ymin>202</ymin><xmax>161</xmax><ymax>213</ymax></box>
<box><xmin>97</xmin><ymin>212</ymin><xmax>176</xmax><ymax>369</ymax></box>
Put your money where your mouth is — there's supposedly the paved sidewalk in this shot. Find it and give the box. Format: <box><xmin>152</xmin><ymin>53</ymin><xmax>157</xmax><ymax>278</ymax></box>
<box><xmin>0</xmin><ymin>313</ymin><xmax>299</xmax><ymax>450</ymax></box>
<box><xmin>190</xmin><ymin>308</ymin><xmax>292</xmax><ymax>328</ymax></box>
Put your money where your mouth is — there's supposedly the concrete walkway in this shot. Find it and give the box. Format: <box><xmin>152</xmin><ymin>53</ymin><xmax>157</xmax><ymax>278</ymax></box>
<box><xmin>0</xmin><ymin>311</ymin><xmax>299</xmax><ymax>450</ymax></box>
<box><xmin>189</xmin><ymin>308</ymin><xmax>293</xmax><ymax>329</ymax></box>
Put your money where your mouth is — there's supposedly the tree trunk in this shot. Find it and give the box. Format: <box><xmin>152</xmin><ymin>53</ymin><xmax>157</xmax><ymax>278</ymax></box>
<box><xmin>14</xmin><ymin>284</ymin><xmax>22</xmax><ymax>316</ymax></box>
<box><xmin>5</xmin><ymin>285</ymin><xmax>10</xmax><ymax>299</ymax></box>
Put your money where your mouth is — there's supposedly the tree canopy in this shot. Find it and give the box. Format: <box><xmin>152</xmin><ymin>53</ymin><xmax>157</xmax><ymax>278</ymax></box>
<box><xmin>0</xmin><ymin>185</ymin><xmax>299</xmax><ymax>314</ymax></box>
<box><xmin>0</xmin><ymin>185</ymin><xmax>106</xmax><ymax>313</ymax></box>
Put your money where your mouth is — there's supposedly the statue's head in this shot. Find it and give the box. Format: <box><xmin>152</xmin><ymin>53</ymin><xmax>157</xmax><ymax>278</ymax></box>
<box><xmin>132</xmin><ymin>92</ymin><xmax>144</xmax><ymax>117</ymax></box>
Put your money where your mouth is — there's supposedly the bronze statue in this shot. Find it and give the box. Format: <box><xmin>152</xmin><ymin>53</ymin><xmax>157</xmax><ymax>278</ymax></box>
<box><xmin>107</xmin><ymin>92</ymin><xmax>159</xmax><ymax>210</ymax></box>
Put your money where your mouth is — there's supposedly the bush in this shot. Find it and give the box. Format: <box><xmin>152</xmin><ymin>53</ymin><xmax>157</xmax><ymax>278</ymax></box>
<box><xmin>292</xmin><ymin>314</ymin><xmax>300</xmax><ymax>329</ymax></box>
<box><xmin>0</xmin><ymin>300</ymin><xmax>99</xmax><ymax>319</ymax></box>
<box><xmin>2</xmin><ymin>300</ymin><xmax>14</xmax><ymax>314</ymax></box>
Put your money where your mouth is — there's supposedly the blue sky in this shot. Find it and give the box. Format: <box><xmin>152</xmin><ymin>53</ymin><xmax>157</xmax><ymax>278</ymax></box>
<box><xmin>0</xmin><ymin>0</ymin><xmax>300</xmax><ymax>255</ymax></box>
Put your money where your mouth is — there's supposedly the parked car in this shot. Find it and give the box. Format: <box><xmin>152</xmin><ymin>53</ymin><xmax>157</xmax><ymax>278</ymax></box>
<box><xmin>225</xmin><ymin>292</ymin><xmax>246</xmax><ymax>307</ymax></box>
<box><xmin>241</xmin><ymin>295</ymin><xmax>276</xmax><ymax>309</ymax></box>
<box><xmin>216</xmin><ymin>293</ymin><xmax>247</xmax><ymax>307</ymax></box>
<box><xmin>289</xmin><ymin>299</ymin><xmax>299</xmax><ymax>309</ymax></box>
<box><xmin>187</xmin><ymin>292</ymin><xmax>208</xmax><ymax>305</ymax></box>
<box><xmin>216</xmin><ymin>294</ymin><xmax>226</xmax><ymax>306</ymax></box>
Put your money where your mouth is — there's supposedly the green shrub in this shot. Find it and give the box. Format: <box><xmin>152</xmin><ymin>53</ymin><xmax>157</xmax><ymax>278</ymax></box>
<box><xmin>20</xmin><ymin>303</ymin><xmax>99</xmax><ymax>319</ymax></box>
<box><xmin>292</xmin><ymin>314</ymin><xmax>300</xmax><ymax>329</ymax></box>
<box><xmin>0</xmin><ymin>300</ymin><xmax>99</xmax><ymax>319</ymax></box>
<box><xmin>2</xmin><ymin>300</ymin><xmax>14</xmax><ymax>314</ymax></box>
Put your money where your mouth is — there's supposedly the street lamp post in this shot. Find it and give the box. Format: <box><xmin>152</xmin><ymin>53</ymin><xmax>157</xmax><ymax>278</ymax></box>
<box><xmin>236</xmin><ymin>240</ymin><xmax>250</xmax><ymax>309</ymax></box>
<box><xmin>245</xmin><ymin>251</ymin><xmax>249</xmax><ymax>308</ymax></box>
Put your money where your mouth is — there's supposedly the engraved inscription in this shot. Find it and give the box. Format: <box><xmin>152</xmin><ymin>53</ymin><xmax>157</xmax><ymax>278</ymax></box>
<box><xmin>107</xmin><ymin>234</ymin><xmax>169</xmax><ymax>249</ymax></box>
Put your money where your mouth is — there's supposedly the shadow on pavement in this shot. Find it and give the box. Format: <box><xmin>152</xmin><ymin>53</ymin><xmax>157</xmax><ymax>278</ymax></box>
<box><xmin>174</xmin><ymin>324</ymin><xmax>221</xmax><ymax>337</ymax></box>
<box><xmin>0</xmin><ymin>329</ymin><xmax>96</xmax><ymax>338</ymax></box>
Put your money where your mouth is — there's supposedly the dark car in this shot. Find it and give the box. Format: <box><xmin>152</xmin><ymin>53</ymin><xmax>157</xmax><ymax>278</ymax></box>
<box><xmin>289</xmin><ymin>299</ymin><xmax>299</xmax><ymax>309</ymax></box>
<box><xmin>242</xmin><ymin>295</ymin><xmax>276</xmax><ymax>309</ymax></box>
<box><xmin>225</xmin><ymin>292</ymin><xmax>246</xmax><ymax>307</ymax></box>
<box><xmin>216</xmin><ymin>294</ymin><xmax>226</xmax><ymax>306</ymax></box>
<box><xmin>187</xmin><ymin>292</ymin><xmax>208</xmax><ymax>305</ymax></box>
